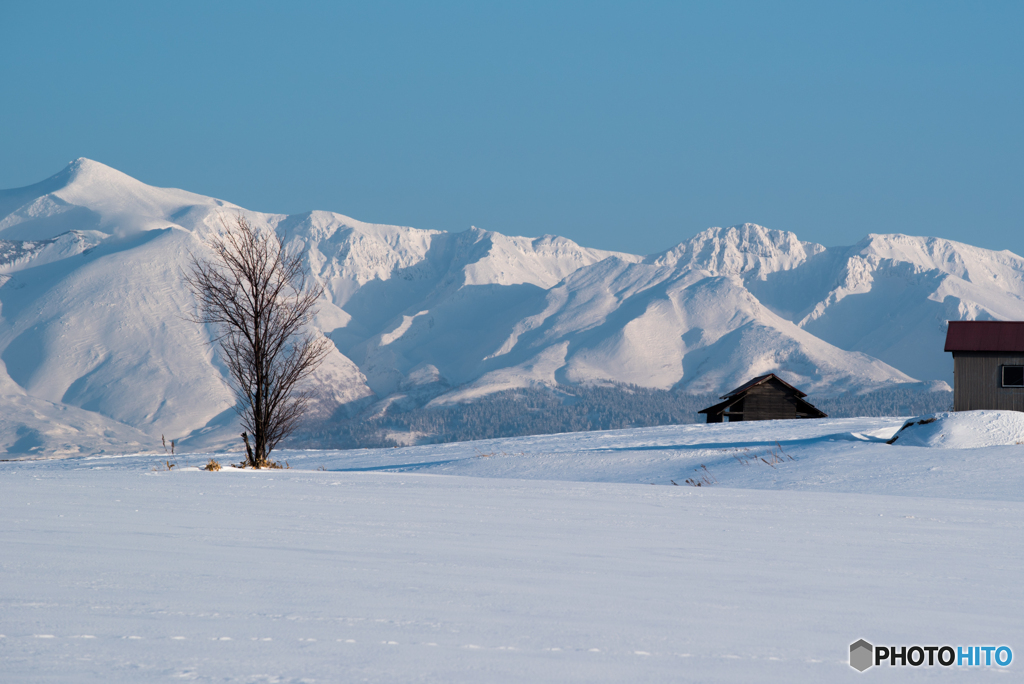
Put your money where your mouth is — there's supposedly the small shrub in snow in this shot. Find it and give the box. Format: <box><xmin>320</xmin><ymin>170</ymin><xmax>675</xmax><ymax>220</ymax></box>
<box><xmin>204</xmin><ymin>459</ymin><xmax>222</xmax><ymax>471</ymax></box>
<box><xmin>759</xmin><ymin>442</ymin><xmax>794</xmax><ymax>467</ymax></box>
<box><xmin>685</xmin><ymin>465</ymin><xmax>717</xmax><ymax>487</ymax></box>
<box><xmin>732</xmin><ymin>443</ymin><xmax>795</xmax><ymax>467</ymax></box>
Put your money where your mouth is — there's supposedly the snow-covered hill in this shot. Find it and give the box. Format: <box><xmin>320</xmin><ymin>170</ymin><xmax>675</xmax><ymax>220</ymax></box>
<box><xmin>2</xmin><ymin>159</ymin><xmax>1022</xmax><ymax>455</ymax></box>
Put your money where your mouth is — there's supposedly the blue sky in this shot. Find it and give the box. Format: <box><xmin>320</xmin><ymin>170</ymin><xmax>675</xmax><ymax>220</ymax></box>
<box><xmin>1</xmin><ymin>1</ymin><xmax>1021</xmax><ymax>256</ymax></box>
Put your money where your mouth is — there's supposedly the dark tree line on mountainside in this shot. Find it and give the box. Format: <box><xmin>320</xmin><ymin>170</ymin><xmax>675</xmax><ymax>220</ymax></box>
<box><xmin>290</xmin><ymin>384</ymin><xmax>953</xmax><ymax>450</ymax></box>
<box><xmin>814</xmin><ymin>387</ymin><xmax>953</xmax><ymax>419</ymax></box>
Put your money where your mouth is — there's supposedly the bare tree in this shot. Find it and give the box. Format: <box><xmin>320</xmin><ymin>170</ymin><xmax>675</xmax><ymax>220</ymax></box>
<box><xmin>185</xmin><ymin>215</ymin><xmax>331</xmax><ymax>467</ymax></box>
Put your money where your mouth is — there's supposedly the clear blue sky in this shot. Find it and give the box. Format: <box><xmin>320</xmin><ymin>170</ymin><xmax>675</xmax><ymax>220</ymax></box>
<box><xmin>2</xmin><ymin>1</ymin><xmax>1021</xmax><ymax>256</ymax></box>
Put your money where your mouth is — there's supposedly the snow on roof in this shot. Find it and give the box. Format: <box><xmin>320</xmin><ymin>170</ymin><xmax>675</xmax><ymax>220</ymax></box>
<box><xmin>944</xmin><ymin>321</ymin><xmax>1024</xmax><ymax>352</ymax></box>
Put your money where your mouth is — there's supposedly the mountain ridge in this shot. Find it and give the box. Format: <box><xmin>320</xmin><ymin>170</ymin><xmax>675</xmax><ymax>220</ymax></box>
<box><xmin>2</xmin><ymin>159</ymin><xmax>1019</xmax><ymax>455</ymax></box>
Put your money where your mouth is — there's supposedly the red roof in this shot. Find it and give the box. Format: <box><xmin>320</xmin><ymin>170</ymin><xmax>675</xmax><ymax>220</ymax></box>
<box><xmin>944</xmin><ymin>321</ymin><xmax>1024</xmax><ymax>352</ymax></box>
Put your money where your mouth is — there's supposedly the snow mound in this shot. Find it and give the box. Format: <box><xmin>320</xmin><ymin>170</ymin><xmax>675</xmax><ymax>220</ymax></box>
<box><xmin>887</xmin><ymin>410</ymin><xmax>1024</xmax><ymax>448</ymax></box>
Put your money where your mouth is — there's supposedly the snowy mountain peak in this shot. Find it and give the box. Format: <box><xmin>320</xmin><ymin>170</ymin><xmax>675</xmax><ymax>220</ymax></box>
<box><xmin>851</xmin><ymin>232</ymin><xmax>1024</xmax><ymax>286</ymax></box>
<box><xmin>0</xmin><ymin>157</ymin><xmax>218</xmax><ymax>241</ymax></box>
<box><xmin>0</xmin><ymin>158</ymin><xmax>102</xmax><ymax>203</ymax></box>
<box><xmin>649</xmin><ymin>223</ymin><xmax>825</xmax><ymax>277</ymax></box>
<box><xmin>62</xmin><ymin>157</ymin><xmax>131</xmax><ymax>184</ymax></box>
<box><xmin>21</xmin><ymin>157</ymin><xmax>186</xmax><ymax>207</ymax></box>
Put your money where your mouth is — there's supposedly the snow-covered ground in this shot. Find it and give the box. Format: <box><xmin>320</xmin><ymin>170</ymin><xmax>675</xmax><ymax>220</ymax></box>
<box><xmin>3</xmin><ymin>413</ymin><xmax>1023</xmax><ymax>682</ymax></box>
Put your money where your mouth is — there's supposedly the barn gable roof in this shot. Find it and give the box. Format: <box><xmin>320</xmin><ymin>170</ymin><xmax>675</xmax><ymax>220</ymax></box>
<box><xmin>698</xmin><ymin>373</ymin><xmax>827</xmax><ymax>419</ymax></box>
<box><xmin>720</xmin><ymin>373</ymin><xmax>807</xmax><ymax>399</ymax></box>
<box><xmin>944</xmin><ymin>321</ymin><xmax>1024</xmax><ymax>353</ymax></box>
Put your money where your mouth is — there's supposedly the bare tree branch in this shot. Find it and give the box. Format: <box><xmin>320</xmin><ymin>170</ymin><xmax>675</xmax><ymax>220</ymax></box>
<box><xmin>184</xmin><ymin>215</ymin><xmax>330</xmax><ymax>467</ymax></box>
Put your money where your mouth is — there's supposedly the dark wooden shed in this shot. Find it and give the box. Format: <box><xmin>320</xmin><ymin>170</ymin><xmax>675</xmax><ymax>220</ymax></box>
<box><xmin>944</xmin><ymin>321</ymin><xmax>1024</xmax><ymax>412</ymax></box>
<box><xmin>699</xmin><ymin>373</ymin><xmax>827</xmax><ymax>423</ymax></box>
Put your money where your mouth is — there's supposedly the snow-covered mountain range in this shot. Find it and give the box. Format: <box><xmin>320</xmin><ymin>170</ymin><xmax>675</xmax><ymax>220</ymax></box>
<box><xmin>2</xmin><ymin>159</ymin><xmax>1022</xmax><ymax>455</ymax></box>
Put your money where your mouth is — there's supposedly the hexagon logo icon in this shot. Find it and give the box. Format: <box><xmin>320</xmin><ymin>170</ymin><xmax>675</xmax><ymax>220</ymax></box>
<box><xmin>850</xmin><ymin>639</ymin><xmax>874</xmax><ymax>672</ymax></box>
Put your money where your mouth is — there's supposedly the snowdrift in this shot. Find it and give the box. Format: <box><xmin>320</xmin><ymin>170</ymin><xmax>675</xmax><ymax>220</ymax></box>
<box><xmin>887</xmin><ymin>410</ymin><xmax>1024</xmax><ymax>448</ymax></box>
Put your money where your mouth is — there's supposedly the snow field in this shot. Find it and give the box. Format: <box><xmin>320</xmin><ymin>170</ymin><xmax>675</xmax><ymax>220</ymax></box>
<box><xmin>4</xmin><ymin>471</ymin><xmax>1022</xmax><ymax>683</ymax></box>
<box><xmin>3</xmin><ymin>415</ymin><xmax>1024</xmax><ymax>682</ymax></box>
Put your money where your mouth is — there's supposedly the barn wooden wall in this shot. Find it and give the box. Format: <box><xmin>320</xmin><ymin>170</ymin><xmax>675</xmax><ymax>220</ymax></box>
<box><xmin>739</xmin><ymin>384</ymin><xmax>801</xmax><ymax>420</ymax></box>
<box><xmin>953</xmin><ymin>352</ymin><xmax>1024</xmax><ymax>411</ymax></box>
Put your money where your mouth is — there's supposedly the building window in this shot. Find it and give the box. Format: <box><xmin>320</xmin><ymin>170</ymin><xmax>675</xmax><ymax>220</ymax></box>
<box><xmin>1002</xmin><ymin>366</ymin><xmax>1024</xmax><ymax>388</ymax></box>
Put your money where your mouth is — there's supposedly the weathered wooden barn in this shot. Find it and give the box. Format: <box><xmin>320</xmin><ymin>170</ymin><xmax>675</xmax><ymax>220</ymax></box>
<box><xmin>698</xmin><ymin>374</ymin><xmax>827</xmax><ymax>423</ymax></box>
<box><xmin>945</xmin><ymin>321</ymin><xmax>1024</xmax><ymax>412</ymax></box>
